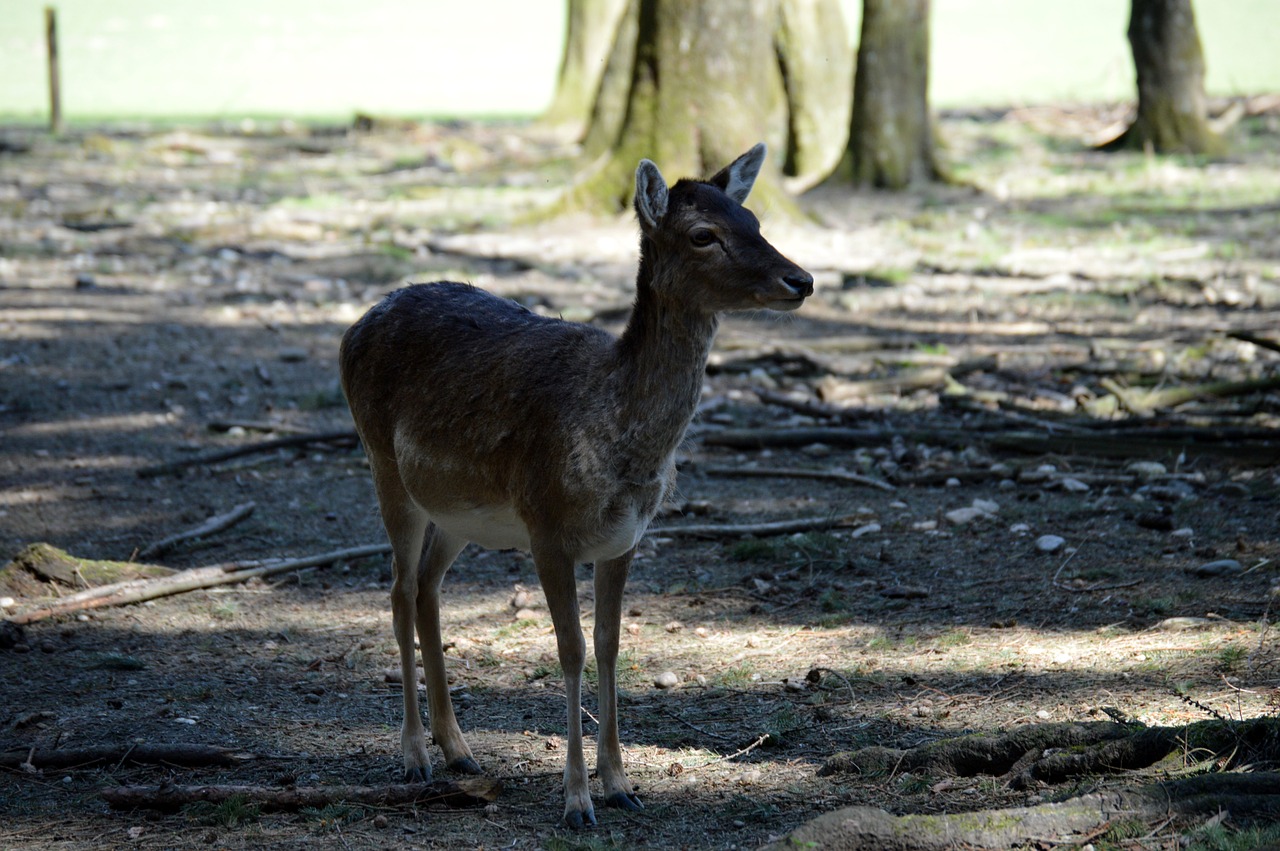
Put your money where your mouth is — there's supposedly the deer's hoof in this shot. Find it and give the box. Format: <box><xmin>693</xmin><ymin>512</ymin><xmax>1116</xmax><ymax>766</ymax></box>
<box><xmin>403</xmin><ymin>765</ymin><xmax>432</xmax><ymax>784</ymax></box>
<box><xmin>605</xmin><ymin>791</ymin><xmax>644</xmax><ymax>812</ymax></box>
<box><xmin>564</xmin><ymin>807</ymin><xmax>597</xmax><ymax>830</ymax></box>
<box><xmin>447</xmin><ymin>756</ymin><xmax>483</xmax><ymax>775</ymax></box>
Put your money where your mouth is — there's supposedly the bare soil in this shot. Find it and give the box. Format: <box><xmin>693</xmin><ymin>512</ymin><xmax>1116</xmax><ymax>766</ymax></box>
<box><xmin>1</xmin><ymin>109</ymin><xmax>1279</xmax><ymax>850</ymax></box>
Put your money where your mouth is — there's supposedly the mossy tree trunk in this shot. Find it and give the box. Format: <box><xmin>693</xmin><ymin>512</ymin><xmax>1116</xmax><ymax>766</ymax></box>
<box><xmin>571</xmin><ymin>0</ymin><xmax>847</xmax><ymax>214</ymax></box>
<box><xmin>843</xmin><ymin>0</ymin><xmax>944</xmax><ymax>189</ymax></box>
<box><xmin>777</xmin><ymin>0</ymin><xmax>853</xmax><ymax>192</ymax></box>
<box><xmin>1104</xmin><ymin>0</ymin><xmax>1221</xmax><ymax>154</ymax></box>
<box><xmin>542</xmin><ymin>0</ymin><xmax>630</xmax><ymax>137</ymax></box>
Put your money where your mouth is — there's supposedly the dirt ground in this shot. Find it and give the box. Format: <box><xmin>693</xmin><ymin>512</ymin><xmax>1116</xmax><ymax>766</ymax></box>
<box><xmin>2</xmin><ymin>108</ymin><xmax>1279</xmax><ymax>850</ymax></box>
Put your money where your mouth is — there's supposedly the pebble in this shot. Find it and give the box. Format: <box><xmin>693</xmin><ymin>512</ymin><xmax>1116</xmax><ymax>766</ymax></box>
<box><xmin>1186</xmin><ymin>559</ymin><xmax>1242</xmax><ymax>578</ymax></box>
<box><xmin>1009</xmin><ymin>523</ymin><xmax>1031</xmax><ymax>534</ymax></box>
<box><xmin>972</xmin><ymin>498</ymin><xmax>1000</xmax><ymax>514</ymax></box>
<box><xmin>880</xmin><ymin>584</ymin><xmax>929</xmax><ymax>599</ymax></box>
<box><xmin>1035</xmin><ymin>535</ymin><xmax>1066</xmax><ymax>553</ymax></box>
<box><xmin>1126</xmin><ymin>461</ymin><xmax>1167</xmax><ymax>479</ymax></box>
<box><xmin>654</xmin><ymin>671</ymin><xmax>679</xmax><ymax>690</ymax></box>
<box><xmin>1170</xmin><ymin>527</ymin><xmax>1195</xmax><ymax>538</ymax></box>
<box><xmin>945</xmin><ymin>477</ymin><xmax>961</xmax><ymax>488</ymax></box>
<box><xmin>850</xmin><ymin>522</ymin><xmax>881</xmax><ymax>539</ymax></box>
<box><xmin>1158</xmin><ymin>616</ymin><xmax>1215</xmax><ymax>631</ymax></box>
<box><xmin>0</xmin><ymin>596</ymin><xmax>14</xmax><ymax>609</ymax></box>
<box><xmin>1035</xmin><ymin>709</ymin><xmax>1051</xmax><ymax>720</ymax></box>
<box><xmin>1060</xmin><ymin>477</ymin><xmax>1090</xmax><ymax>493</ymax></box>
<box><xmin>945</xmin><ymin>507</ymin><xmax>986</xmax><ymax>525</ymax></box>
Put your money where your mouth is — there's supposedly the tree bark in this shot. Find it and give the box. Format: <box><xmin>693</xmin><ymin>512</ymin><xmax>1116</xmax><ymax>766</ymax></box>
<box><xmin>1103</xmin><ymin>0</ymin><xmax>1222</xmax><ymax>154</ymax></box>
<box><xmin>844</xmin><ymin>0</ymin><xmax>944</xmax><ymax>188</ymax></box>
<box><xmin>776</xmin><ymin>0</ymin><xmax>853</xmax><ymax>191</ymax></box>
<box><xmin>571</xmin><ymin>0</ymin><xmax>816</xmax><ymax>214</ymax></box>
<box><xmin>542</xmin><ymin>0</ymin><xmax>629</xmax><ymax>137</ymax></box>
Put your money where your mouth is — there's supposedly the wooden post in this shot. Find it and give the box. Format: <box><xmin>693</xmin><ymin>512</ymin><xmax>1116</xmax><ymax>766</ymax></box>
<box><xmin>45</xmin><ymin>6</ymin><xmax>62</xmax><ymax>135</ymax></box>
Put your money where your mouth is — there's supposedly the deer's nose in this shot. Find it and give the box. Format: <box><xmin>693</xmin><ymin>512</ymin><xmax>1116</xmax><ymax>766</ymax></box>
<box><xmin>783</xmin><ymin>270</ymin><xmax>814</xmax><ymax>298</ymax></box>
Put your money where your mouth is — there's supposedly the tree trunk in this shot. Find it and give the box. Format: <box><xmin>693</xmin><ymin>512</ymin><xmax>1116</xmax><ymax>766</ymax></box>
<box><xmin>571</xmin><ymin>0</ymin><xmax>799</xmax><ymax>214</ymax></box>
<box><xmin>776</xmin><ymin>0</ymin><xmax>853</xmax><ymax>192</ymax></box>
<box><xmin>1104</xmin><ymin>0</ymin><xmax>1222</xmax><ymax>154</ymax></box>
<box><xmin>542</xmin><ymin>0</ymin><xmax>629</xmax><ymax>137</ymax></box>
<box><xmin>844</xmin><ymin>0</ymin><xmax>944</xmax><ymax>188</ymax></box>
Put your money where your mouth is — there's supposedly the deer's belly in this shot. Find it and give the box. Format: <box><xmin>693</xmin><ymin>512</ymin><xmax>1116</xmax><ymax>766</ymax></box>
<box><xmin>427</xmin><ymin>502</ymin><xmax>646</xmax><ymax>564</ymax></box>
<box><xmin>430</xmin><ymin>504</ymin><xmax>532</xmax><ymax>552</ymax></box>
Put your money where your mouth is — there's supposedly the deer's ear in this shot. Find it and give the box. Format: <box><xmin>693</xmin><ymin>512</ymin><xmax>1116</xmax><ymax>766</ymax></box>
<box><xmin>709</xmin><ymin>143</ymin><xmax>766</xmax><ymax>205</ymax></box>
<box><xmin>634</xmin><ymin>159</ymin><xmax>669</xmax><ymax>230</ymax></box>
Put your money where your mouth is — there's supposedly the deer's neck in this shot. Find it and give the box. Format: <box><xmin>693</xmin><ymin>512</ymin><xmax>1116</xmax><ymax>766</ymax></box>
<box><xmin>613</xmin><ymin>246</ymin><xmax>717</xmax><ymax>469</ymax></box>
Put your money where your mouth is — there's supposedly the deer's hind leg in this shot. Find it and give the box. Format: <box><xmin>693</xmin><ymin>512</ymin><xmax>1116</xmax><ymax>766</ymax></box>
<box><xmin>413</xmin><ymin>523</ymin><xmax>479</xmax><ymax>773</ymax></box>
<box><xmin>374</xmin><ymin>472</ymin><xmax>436</xmax><ymax>782</ymax></box>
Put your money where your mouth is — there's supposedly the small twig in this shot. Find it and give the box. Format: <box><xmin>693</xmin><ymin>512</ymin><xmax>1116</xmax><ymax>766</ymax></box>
<box><xmin>685</xmin><ymin>734</ymin><xmax>770</xmax><ymax>772</ymax></box>
<box><xmin>136</xmin><ymin>430</ymin><xmax>358</xmax><ymax>478</ymax></box>
<box><xmin>650</xmin><ymin>514</ymin><xmax>859</xmax><ymax>540</ymax></box>
<box><xmin>704</xmin><ymin>465</ymin><xmax>894</xmax><ymax>492</ymax></box>
<box><xmin>138</xmin><ymin>502</ymin><xmax>256</xmax><ymax>559</ymax></box>
<box><xmin>658</xmin><ymin>708</ymin><xmax>735</xmax><ymax>742</ymax></box>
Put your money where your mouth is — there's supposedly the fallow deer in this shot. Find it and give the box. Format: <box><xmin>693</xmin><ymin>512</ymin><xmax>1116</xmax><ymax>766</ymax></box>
<box><xmin>338</xmin><ymin>143</ymin><xmax>812</xmax><ymax>827</ymax></box>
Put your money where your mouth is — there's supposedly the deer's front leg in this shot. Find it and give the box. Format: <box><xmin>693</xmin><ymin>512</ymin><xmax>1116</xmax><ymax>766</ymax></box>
<box><xmin>594</xmin><ymin>550</ymin><xmax>642</xmax><ymax>811</ymax></box>
<box><xmin>532</xmin><ymin>542</ymin><xmax>593</xmax><ymax>828</ymax></box>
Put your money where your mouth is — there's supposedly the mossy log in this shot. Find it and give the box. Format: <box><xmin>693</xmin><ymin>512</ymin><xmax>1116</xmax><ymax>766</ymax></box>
<box><xmin>0</xmin><ymin>542</ymin><xmax>174</xmax><ymax>597</ymax></box>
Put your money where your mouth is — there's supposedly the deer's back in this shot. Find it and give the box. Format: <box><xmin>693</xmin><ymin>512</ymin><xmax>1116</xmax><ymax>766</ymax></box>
<box><xmin>339</xmin><ymin>283</ymin><xmax>647</xmax><ymax>533</ymax></box>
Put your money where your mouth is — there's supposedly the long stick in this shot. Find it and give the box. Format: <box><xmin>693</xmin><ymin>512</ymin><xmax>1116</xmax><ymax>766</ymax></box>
<box><xmin>7</xmin><ymin>544</ymin><xmax>390</xmax><ymax>624</ymax></box>
<box><xmin>102</xmin><ymin>778</ymin><xmax>502</xmax><ymax>812</ymax></box>
<box><xmin>138</xmin><ymin>502</ymin><xmax>256</xmax><ymax>559</ymax></box>
<box><xmin>650</xmin><ymin>514</ymin><xmax>858</xmax><ymax>540</ymax></box>
<box><xmin>136</xmin><ymin>430</ymin><xmax>357</xmax><ymax>478</ymax></box>
<box><xmin>704</xmin><ymin>465</ymin><xmax>895</xmax><ymax>492</ymax></box>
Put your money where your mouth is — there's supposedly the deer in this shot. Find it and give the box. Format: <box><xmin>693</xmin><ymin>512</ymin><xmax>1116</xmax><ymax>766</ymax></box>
<box><xmin>338</xmin><ymin>143</ymin><xmax>813</xmax><ymax>828</ymax></box>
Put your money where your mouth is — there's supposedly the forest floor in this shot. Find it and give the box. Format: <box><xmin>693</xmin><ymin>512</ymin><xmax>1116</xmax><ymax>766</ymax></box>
<box><xmin>1</xmin><ymin>106</ymin><xmax>1279</xmax><ymax>850</ymax></box>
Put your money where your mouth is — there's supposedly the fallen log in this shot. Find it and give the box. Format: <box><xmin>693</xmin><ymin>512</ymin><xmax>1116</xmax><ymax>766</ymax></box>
<box><xmin>1</xmin><ymin>743</ymin><xmax>261</xmax><ymax>771</ymax></box>
<box><xmin>101</xmin><ymin>777</ymin><xmax>502</xmax><ymax>812</ymax></box>
<box><xmin>761</xmin><ymin>774</ymin><xmax>1280</xmax><ymax>851</ymax></box>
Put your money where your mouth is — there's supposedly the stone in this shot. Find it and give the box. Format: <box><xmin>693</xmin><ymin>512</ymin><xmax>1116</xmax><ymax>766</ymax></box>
<box><xmin>654</xmin><ymin>671</ymin><xmax>679</xmax><ymax>690</ymax></box>
<box><xmin>1035</xmin><ymin>535</ymin><xmax>1066</xmax><ymax>553</ymax></box>
<box><xmin>1186</xmin><ymin>559</ymin><xmax>1242</xmax><ymax>578</ymax></box>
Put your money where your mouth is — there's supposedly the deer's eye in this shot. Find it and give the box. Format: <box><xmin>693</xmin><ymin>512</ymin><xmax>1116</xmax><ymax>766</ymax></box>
<box><xmin>690</xmin><ymin>228</ymin><xmax>716</xmax><ymax>248</ymax></box>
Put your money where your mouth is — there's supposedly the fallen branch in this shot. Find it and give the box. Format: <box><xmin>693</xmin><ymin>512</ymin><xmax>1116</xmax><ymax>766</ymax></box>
<box><xmin>7</xmin><ymin>543</ymin><xmax>390</xmax><ymax>624</ymax></box>
<box><xmin>1228</xmin><ymin>329</ymin><xmax>1280</xmax><ymax>355</ymax></box>
<box><xmin>704</xmin><ymin>465</ymin><xmax>894</xmax><ymax>492</ymax></box>
<box><xmin>763</xmin><ymin>774</ymin><xmax>1280</xmax><ymax>851</ymax></box>
<box><xmin>703</xmin><ymin>427</ymin><xmax>969</xmax><ymax>450</ymax></box>
<box><xmin>1</xmin><ymin>743</ymin><xmax>261</xmax><ymax>771</ymax></box>
<box><xmin>138</xmin><ymin>502</ymin><xmax>256</xmax><ymax>559</ymax></box>
<box><xmin>101</xmin><ymin>777</ymin><xmax>501</xmax><ymax>812</ymax></box>
<box><xmin>650</xmin><ymin>514</ymin><xmax>858</xmax><ymax>540</ymax></box>
<box><xmin>136</xmin><ymin>430</ymin><xmax>358</xmax><ymax>478</ymax></box>
<box><xmin>1098</xmin><ymin>374</ymin><xmax>1280</xmax><ymax>417</ymax></box>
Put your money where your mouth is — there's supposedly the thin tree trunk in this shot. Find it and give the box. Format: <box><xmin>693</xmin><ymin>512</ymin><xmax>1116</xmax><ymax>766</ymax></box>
<box><xmin>1103</xmin><ymin>0</ymin><xmax>1221</xmax><ymax>154</ymax></box>
<box><xmin>542</xmin><ymin>0</ymin><xmax>629</xmax><ymax>137</ymax></box>
<box><xmin>845</xmin><ymin>0</ymin><xmax>944</xmax><ymax>188</ymax></box>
